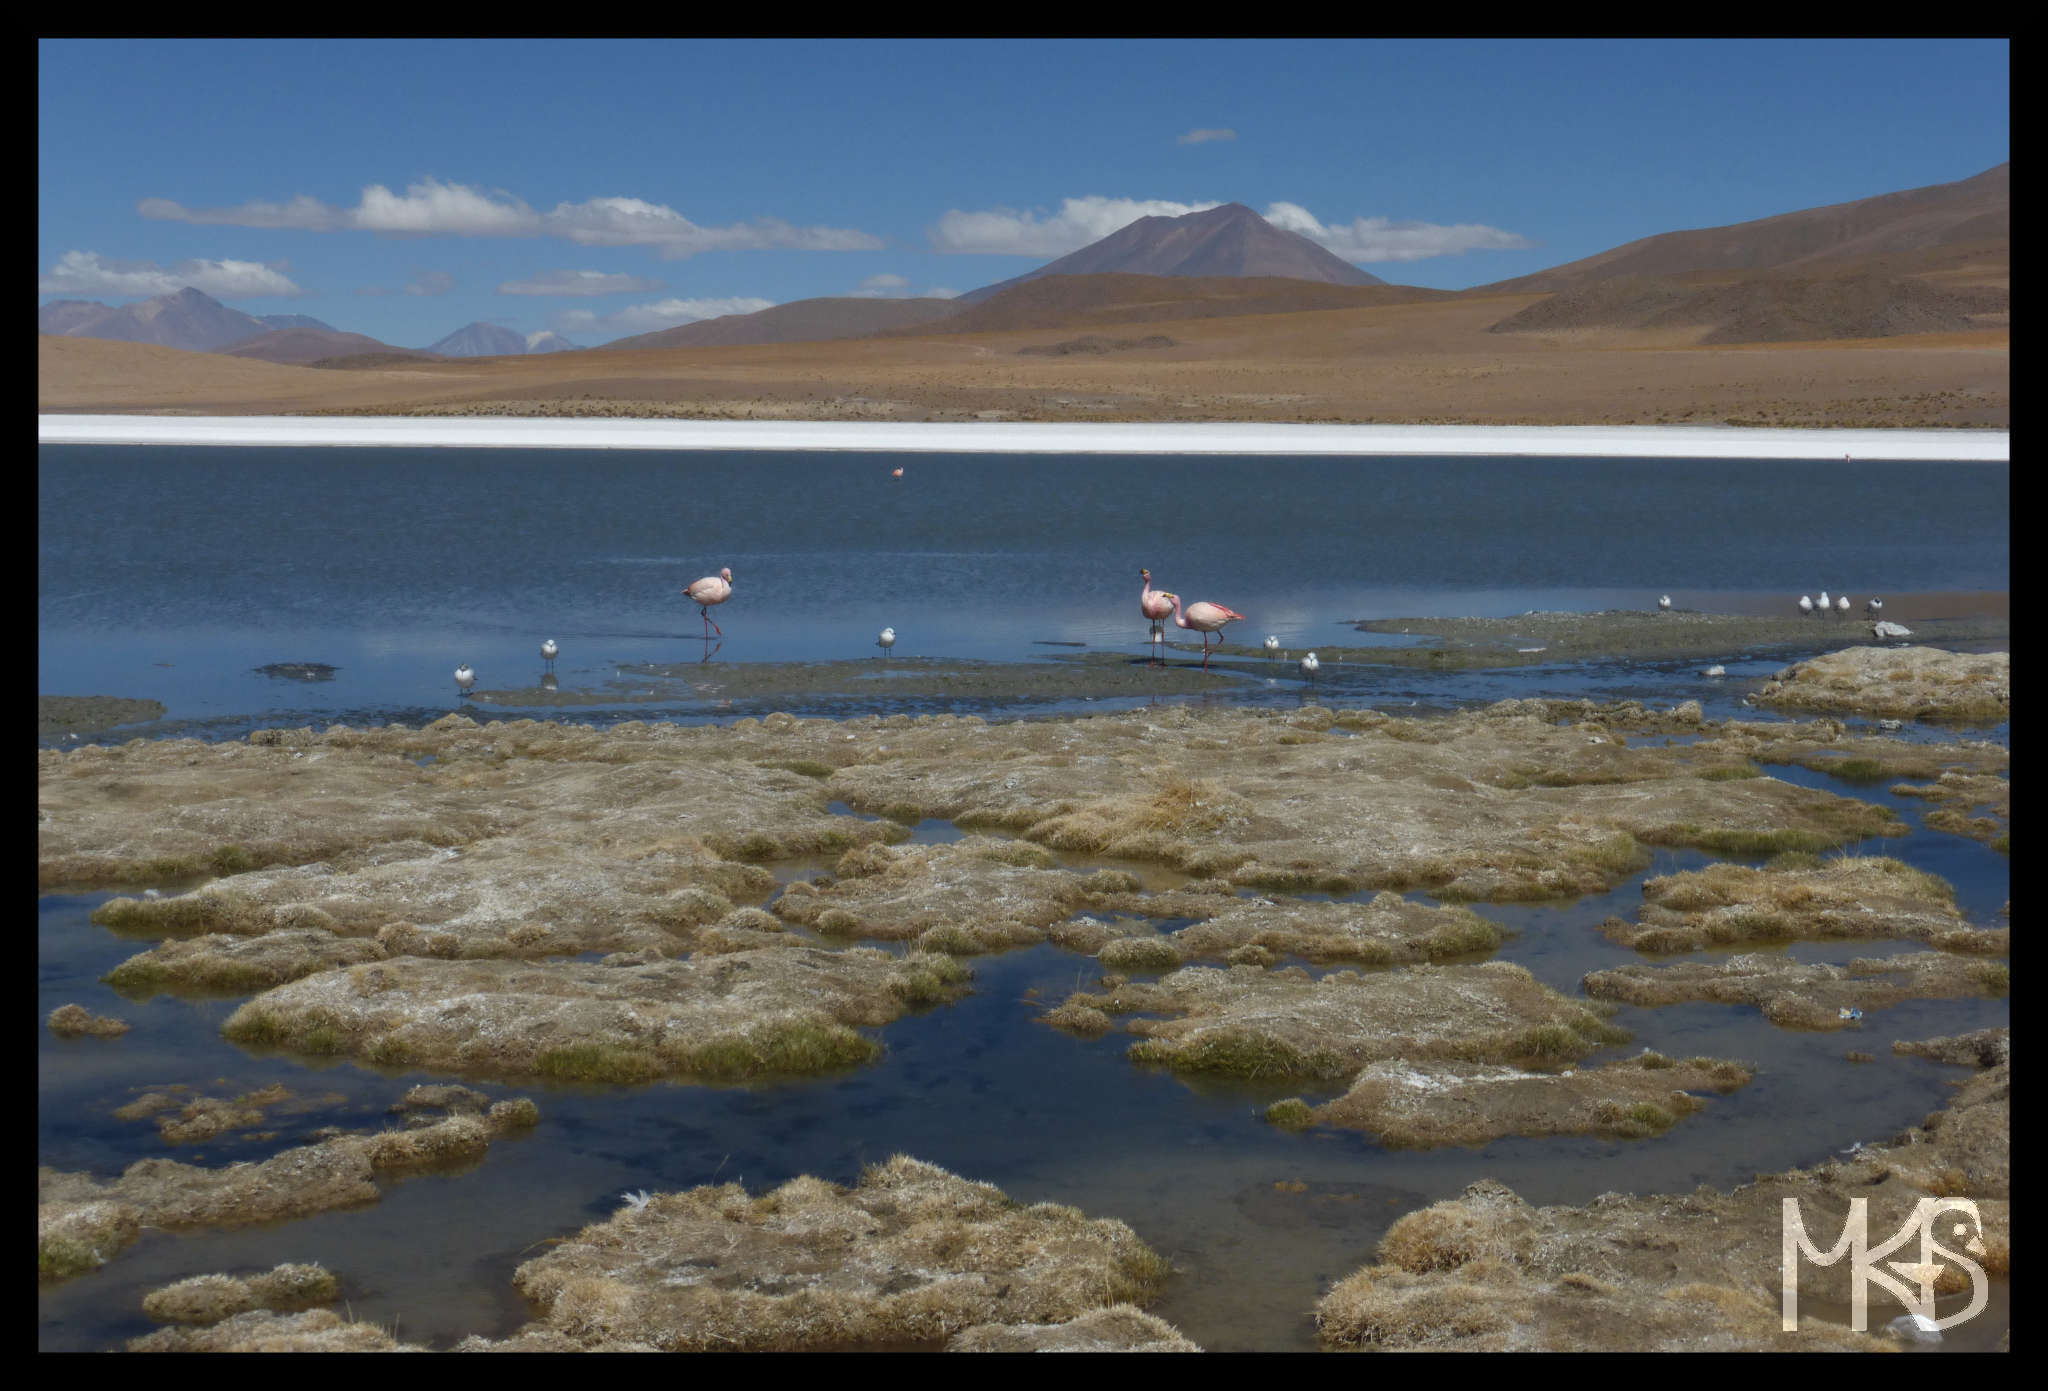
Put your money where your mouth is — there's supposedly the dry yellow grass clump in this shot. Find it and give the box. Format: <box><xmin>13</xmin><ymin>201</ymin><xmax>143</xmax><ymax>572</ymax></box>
<box><xmin>1584</xmin><ymin>950</ymin><xmax>2009</xmax><ymax>1029</ymax></box>
<box><xmin>1060</xmin><ymin>960</ymin><xmax>1628</xmax><ymax>1079</ymax></box>
<box><xmin>1755</xmin><ymin>646</ymin><xmax>2009</xmax><ymax>722</ymax></box>
<box><xmin>1603</xmin><ymin>856</ymin><xmax>1999</xmax><ymax>953</ymax></box>
<box><xmin>483</xmin><ymin>1155</ymin><xmax>1173</xmax><ymax>1351</ymax></box>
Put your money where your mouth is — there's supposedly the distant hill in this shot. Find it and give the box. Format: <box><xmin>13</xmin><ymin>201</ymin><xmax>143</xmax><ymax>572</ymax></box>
<box><xmin>1488</xmin><ymin>271</ymin><xmax>2008</xmax><ymax>344</ymax></box>
<box><xmin>910</xmin><ymin>273</ymin><xmax>1453</xmax><ymax>336</ymax></box>
<box><xmin>37</xmin><ymin>286</ymin><xmax>277</xmax><ymax>353</ymax></box>
<box><xmin>425</xmin><ymin>322</ymin><xmax>531</xmax><ymax>357</ymax></box>
<box><xmin>222</xmin><ymin>327</ymin><xmax>439</xmax><ymax>366</ymax></box>
<box><xmin>1478</xmin><ymin>163</ymin><xmax>2010</xmax><ymax>293</ymax></box>
<box><xmin>603</xmin><ymin>296</ymin><xmax>962</xmax><ymax>350</ymax></box>
<box><xmin>958</xmin><ymin>202</ymin><xmax>1387</xmax><ymax>305</ymax></box>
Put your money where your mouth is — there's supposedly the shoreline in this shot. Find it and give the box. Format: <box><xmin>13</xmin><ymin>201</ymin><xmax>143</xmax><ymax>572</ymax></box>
<box><xmin>37</xmin><ymin>414</ymin><xmax>2012</xmax><ymax>460</ymax></box>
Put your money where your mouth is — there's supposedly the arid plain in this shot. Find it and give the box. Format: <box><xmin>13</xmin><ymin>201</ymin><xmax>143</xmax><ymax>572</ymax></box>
<box><xmin>38</xmin><ymin>287</ymin><xmax>2009</xmax><ymax>430</ymax></box>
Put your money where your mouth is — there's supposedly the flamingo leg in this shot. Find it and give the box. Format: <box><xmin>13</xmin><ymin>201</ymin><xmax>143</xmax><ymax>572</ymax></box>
<box><xmin>702</xmin><ymin>606</ymin><xmax>723</xmax><ymax>638</ymax></box>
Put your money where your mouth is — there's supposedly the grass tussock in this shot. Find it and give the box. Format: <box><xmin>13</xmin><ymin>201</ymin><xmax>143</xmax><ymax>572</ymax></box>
<box><xmin>1265</xmin><ymin>1098</ymin><xmax>1316</xmax><ymax>1130</ymax></box>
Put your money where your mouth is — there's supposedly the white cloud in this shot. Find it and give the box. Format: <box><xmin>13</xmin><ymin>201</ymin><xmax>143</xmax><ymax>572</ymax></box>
<box><xmin>38</xmin><ymin>250</ymin><xmax>303</xmax><ymax>298</ymax></box>
<box><xmin>406</xmin><ymin>270</ymin><xmax>456</xmax><ymax>296</ymax></box>
<box><xmin>140</xmin><ymin>178</ymin><xmax>883</xmax><ymax>260</ymax></box>
<box><xmin>498</xmin><ymin>269</ymin><xmax>666</xmax><ymax>296</ymax></box>
<box><xmin>1262</xmin><ymin>202</ymin><xmax>1535</xmax><ymax>262</ymax></box>
<box><xmin>848</xmin><ymin>273</ymin><xmax>910</xmax><ymax>299</ymax></box>
<box><xmin>930</xmin><ymin>196</ymin><xmax>1224</xmax><ymax>257</ymax></box>
<box><xmin>1177</xmin><ymin>128</ymin><xmax>1237</xmax><ymax>145</ymax></box>
<box><xmin>555</xmin><ymin>296</ymin><xmax>777</xmax><ymax>336</ymax></box>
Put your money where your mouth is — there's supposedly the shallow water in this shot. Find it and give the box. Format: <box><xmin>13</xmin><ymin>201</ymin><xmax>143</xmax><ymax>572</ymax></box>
<box><xmin>38</xmin><ymin>446</ymin><xmax>2008</xmax><ymax>1350</ymax></box>
<box><xmin>38</xmin><ymin>446</ymin><xmax>2008</xmax><ymax>737</ymax></box>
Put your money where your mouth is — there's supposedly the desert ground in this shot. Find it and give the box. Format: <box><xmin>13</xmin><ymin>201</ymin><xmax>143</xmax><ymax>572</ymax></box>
<box><xmin>38</xmin><ymin>291</ymin><xmax>2010</xmax><ymax>429</ymax></box>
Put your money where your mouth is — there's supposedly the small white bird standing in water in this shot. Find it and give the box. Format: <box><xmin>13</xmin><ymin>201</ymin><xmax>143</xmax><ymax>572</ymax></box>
<box><xmin>1264</xmin><ymin>635</ymin><xmax>1280</xmax><ymax>655</ymax></box>
<box><xmin>1867</xmin><ymin>597</ymin><xmax>1884</xmax><ymax>617</ymax></box>
<box><xmin>1818</xmin><ymin>590</ymin><xmax>1832</xmax><ymax>617</ymax></box>
<box><xmin>454</xmin><ymin>663</ymin><xmax>475</xmax><ymax>695</ymax></box>
<box><xmin>1798</xmin><ymin>595</ymin><xmax>1814</xmax><ymax>617</ymax></box>
<box><xmin>1300</xmin><ymin>651</ymin><xmax>1320</xmax><ymax>681</ymax></box>
<box><xmin>1658</xmin><ymin>595</ymin><xmax>1672</xmax><ymax>612</ymax></box>
<box><xmin>1836</xmin><ymin>595</ymin><xmax>1851</xmax><ymax>617</ymax></box>
<box><xmin>877</xmin><ymin>626</ymin><xmax>896</xmax><ymax>651</ymax></box>
<box><xmin>541</xmin><ymin>638</ymin><xmax>558</xmax><ymax>668</ymax></box>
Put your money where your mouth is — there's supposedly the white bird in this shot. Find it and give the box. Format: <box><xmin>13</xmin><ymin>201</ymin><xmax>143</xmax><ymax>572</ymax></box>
<box><xmin>1300</xmin><ymin>651</ymin><xmax>1320</xmax><ymax>680</ymax></box>
<box><xmin>541</xmin><ymin>638</ymin><xmax>558</xmax><ymax>667</ymax></box>
<box><xmin>1264</xmin><ymin>635</ymin><xmax>1280</xmax><ymax>655</ymax></box>
<box><xmin>454</xmin><ymin>663</ymin><xmax>475</xmax><ymax>695</ymax></box>
<box><xmin>1798</xmin><ymin>595</ymin><xmax>1814</xmax><ymax>616</ymax></box>
<box><xmin>1836</xmin><ymin>595</ymin><xmax>1851</xmax><ymax>616</ymax></box>
<box><xmin>1658</xmin><ymin>595</ymin><xmax>1672</xmax><ymax>612</ymax></box>
<box><xmin>1818</xmin><ymin>590</ymin><xmax>1831</xmax><ymax>617</ymax></box>
<box><xmin>1867</xmin><ymin>597</ymin><xmax>1883</xmax><ymax>617</ymax></box>
<box><xmin>1873</xmin><ymin>621</ymin><xmax>1913</xmax><ymax>641</ymax></box>
<box><xmin>877</xmin><ymin>626</ymin><xmax>896</xmax><ymax>651</ymax></box>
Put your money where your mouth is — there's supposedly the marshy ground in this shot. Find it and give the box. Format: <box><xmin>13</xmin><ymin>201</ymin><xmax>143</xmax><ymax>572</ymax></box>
<box><xmin>38</xmin><ymin>679</ymin><xmax>2009</xmax><ymax>1350</ymax></box>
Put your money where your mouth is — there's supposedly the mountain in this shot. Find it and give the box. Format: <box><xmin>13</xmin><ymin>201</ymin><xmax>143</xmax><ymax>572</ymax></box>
<box><xmin>424</xmin><ymin>322</ymin><xmax>531</xmax><ymax>357</ymax></box>
<box><xmin>957</xmin><ymin>202</ymin><xmax>1387</xmax><ymax>304</ymax></box>
<box><xmin>911</xmin><ymin>274</ymin><xmax>1452</xmax><ymax>336</ymax></box>
<box><xmin>602</xmin><ymin>296</ymin><xmax>960</xmax><ymax>350</ymax></box>
<box><xmin>221</xmin><ymin>327</ymin><xmax>437</xmax><ymax>366</ymax></box>
<box><xmin>523</xmin><ymin>330</ymin><xmax>583</xmax><ymax>354</ymax></box>
<box><xmin>1478</xmin><ymin>163</ymin><xmax>2010</xmax><ymax>294</ymax></box>
<box><xmin>37</xmin><ymin>286</ymin><xmax>276</xmax><ymax>352</ymax></box>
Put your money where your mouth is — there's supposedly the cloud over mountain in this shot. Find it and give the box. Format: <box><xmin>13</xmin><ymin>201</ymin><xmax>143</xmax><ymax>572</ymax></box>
<box><xmin>139</xmin><ymin>178</ymin><xmax>883</xmax><ymax>260</ymax></box>
<box><xmin>1261</xmin><ymin>203</ymin><xmax>1536</xmax><ymax>262</ymax></box>
<box><xmin>933</xmin><ymin>194</ymin><xmax>1533</xmax><ymax>265</ymax></box>
<box><xmin>554</xmin><ymin>296</ymin><xmax>778</xmax><ymax>336</ymax></box>
<box><xmin>38</xmin><ymin>250</ymin><xmax>303</xmax><ymax>298</ymax></box>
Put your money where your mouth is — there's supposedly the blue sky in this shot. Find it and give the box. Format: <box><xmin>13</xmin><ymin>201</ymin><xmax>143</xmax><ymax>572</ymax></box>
<box><xmin>38</xmin><ymin>38</ymin><xmax>2009</xmax><ymax>350</ymax></box>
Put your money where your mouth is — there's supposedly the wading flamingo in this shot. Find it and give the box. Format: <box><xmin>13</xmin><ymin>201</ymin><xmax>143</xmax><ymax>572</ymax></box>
<box><xmin>1139</xmin><ymin>568</ymin><xmax>1175</xmax><ymax>665</ymax></box>
<box><xmin>1169</xmin><ymin>592</ymin><xmax>1247</xmax><ymax>670</ymax></box>
<box><xmin>454</xmin><ymin>663</ymin><xmax>476</xmax><ymax>696</ymax></box>
<box><xmin>686</xmin><ymin>567</ymin><xmax>733</xmax><ymax>637</ymax></box>
<box><xmin>541</xmin><ymin>638</ymin><xmax>558</xmax><ymax>668</ymax></box>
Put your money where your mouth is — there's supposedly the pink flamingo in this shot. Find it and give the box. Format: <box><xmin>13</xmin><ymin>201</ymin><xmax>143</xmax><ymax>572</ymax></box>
<box><xmin>1139</xmin><ymin>568</ymin><xmax>1175</xmax><ymax>665</ymax></box>
<box><xmin>1168</xmin><ymin>592</ymin><xmax>1246</xmax><ymax>670</ymax></box>
<box><xmin>684</xmin><ymin>566</ymin><xmax>733</xmax><ymax>637</ymax></box>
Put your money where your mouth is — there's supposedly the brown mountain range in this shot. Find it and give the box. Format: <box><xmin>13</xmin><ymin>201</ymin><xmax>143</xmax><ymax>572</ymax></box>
<box><xmin>221</xmin><ymin>328</ymin><xmax>441</xmax><ymax>367</ymax></box>
<box><xmin>1488</xmin><ymin>271</ymin><xmax>2008</xmax><ymax>345</ymax></box>
<box><xmin>1480</xmin><ymin>162</ymin><xmax>2008</xmax><ymax>293</ymax></box>
<box><xmin>905</xmin><ymin>274</ymin><xmax>1452</xmax><ymax>336</ymax></box>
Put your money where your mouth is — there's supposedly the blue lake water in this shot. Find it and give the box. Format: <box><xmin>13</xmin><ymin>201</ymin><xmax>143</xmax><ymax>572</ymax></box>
<box><xmin>38</xmin><ymin>446</ymin><xmax>2009</xmax><ymax>1350</ymax></box>
<box><xmin>39</xmin><ymin>446</ymin><xmax>2008</xmax><ymax>735</ymax></box>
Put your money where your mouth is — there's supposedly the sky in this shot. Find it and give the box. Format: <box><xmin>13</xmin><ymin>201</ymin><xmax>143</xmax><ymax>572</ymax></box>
<box><xmin>38</xmin><ymin>38</ymin><xmax>2009</xmax><ymax>351</ymax></box>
